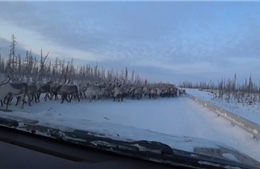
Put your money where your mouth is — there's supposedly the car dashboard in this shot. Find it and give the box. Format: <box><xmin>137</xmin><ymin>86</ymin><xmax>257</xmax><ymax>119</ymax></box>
<box><xmin>0</xmin><ymin>126</ymin><xmax>181</xmax><ymax>169</ymax></box>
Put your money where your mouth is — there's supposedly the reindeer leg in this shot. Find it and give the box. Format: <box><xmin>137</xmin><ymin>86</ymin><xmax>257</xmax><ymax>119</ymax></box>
<box><xmin>36</xmin><ymin>92</ymin><xmax>41</xmax><ymax>102</ymax></box>
<box><xmin>56</xmin><ymin>93</ymin><xmax>59</xmax><ymax>100</ymax></box>
<box><xmin>15</xmin><ymin>96</ymin><xmax>21</xmax><ymax>106</ymax></box>
<box><xmin>61</xmin><ymin>93</ymin><xmax>66</xmax><ymax>104</ymax></box>
<box><xmin>5</xmin><ymin>101</ymin><xmax>9</xmax><ymax>110</ymax></box>
<box><xmin>34</xmin><ymin>94</ymin><xmax>37</xmax><ymax>103</ymax></box>
<box><xmin>77</xmin><ymin>94</ymin><xmax>80</xmax><ymax>102</ymax></box>
<box><xmin>5</xmin><ymin>96</ymin><xmax>11</xmax><ymax>110</ymax></box>
<box><xmin>4</xmin><ymin>97</ymin><xmax>8</xmax><ymax>105</ymax></box>
<box><xmin>89</xmin><ymin>94</ymin><xmax>92</xmax><ymax>102</ymax></box>
<box><xmin>70</xmin><ymin>94</ymin><xmax>74</xmax><ymax>102</ymax></box>
<box><xmin>44</xmin><ymin>93</ymin><xmax>48</xmax><ymax>101</ymax></box>
<box><xmin>80</xmin><ymin>92</ymin><xmax>84</xmax><ymax>99</ymax></box>
<box><xmin>23</xmin><ymin>95</ymin><xmax>28</xmax><ymax>104</ymax></box>
<box><xmin>49</xmin><ymin>92</ymin><xmax>53</xmax><ymax>100</ymax></box>
<box><xmin>35</xmin><ymin>93</ymin><xmax>40</xmax><ymax>103</ymax></box>
<box><xmin>28</xmin><ymin>95</ymin><xmax>33</xmax><ymax>106</ymax></box>
<box><xmin>36</xmin><ymin>92</ymin><xmax>39</xmax><ymax>101</ymax></box>
<box><xmin>44</xmin><ymin>92</ymin><xmax>51</xmax><ymax>101</ymax></box>
<box><xmin>28</xmin><ymin>96</ymin><xmax>33</xmax><ymax>106</ymax></box>
<box><xmin>66</xmin><ymin>95</ymin><xmax>70</xmax><ymax>103</ymax></box>
<box><xmin>21</xmin><ymin>96</ymin><xmax>25</xmax><ymax>109</ymax></box>
<box><xmin>22</xmin><ymin>96</ymin><xmax>25</xmax><ymax>109</ymax></box>
<box><xmin>66</xmin><ymin>94</ymin><xmax>72</xmax><ymax>103</ymax></box>
<box><xmin>113</xmin><ymin>95</ymin><xmax>116</xmax><ymax>102</ymax></box>
<box><xmin>8</xmin><ymin>96</ymin><xmax>14</xmax><ymax>104</ymax></box>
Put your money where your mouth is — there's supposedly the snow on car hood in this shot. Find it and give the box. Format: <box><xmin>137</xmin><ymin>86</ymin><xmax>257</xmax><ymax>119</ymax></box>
<box><xmin>0</xmin><ymin>112</ymin><xmax>260</xmax><ymax>168</ymax></box>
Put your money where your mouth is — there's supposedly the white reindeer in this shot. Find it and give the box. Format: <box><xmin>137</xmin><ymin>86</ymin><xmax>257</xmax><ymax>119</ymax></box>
<box><xmin>84</xmin><ymin>83</ymin><xmax>100</xmax><ymax>102</ymax></box>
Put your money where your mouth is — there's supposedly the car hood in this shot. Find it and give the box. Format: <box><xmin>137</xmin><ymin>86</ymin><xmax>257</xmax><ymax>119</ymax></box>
<box><xmin>0</xmin><ymin>113</ymin><xmax>260</xmax><ymax>169</ymax></box>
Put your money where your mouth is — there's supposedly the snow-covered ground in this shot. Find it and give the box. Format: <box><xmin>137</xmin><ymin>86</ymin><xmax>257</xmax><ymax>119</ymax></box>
<box><xmin>0</xmin><ymin>96</ymin><xmax>259</xmax><ymax>162</ymax></box>
<box><xmin>186</xmin><ymin>88</ymin><xmax>260</xmax><ymax>125</ymax></box>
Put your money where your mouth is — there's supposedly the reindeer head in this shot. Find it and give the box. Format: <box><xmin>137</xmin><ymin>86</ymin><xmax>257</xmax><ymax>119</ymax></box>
<box><xmin>0</xmin><ymin>76</ymin><xmax>10</xmax><ymax>86</ymax></box>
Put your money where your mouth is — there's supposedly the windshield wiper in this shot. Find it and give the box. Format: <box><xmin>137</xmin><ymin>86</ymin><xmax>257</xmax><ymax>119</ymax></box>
<box><xmin>63</xmin><ymin>129</ymin><xmax>260</xmax><ymax>169</ymax></box>
<box><xmin>0</xmin><ymin>115</ymin><xmax>260</xmax><ymax>169</ymax></box>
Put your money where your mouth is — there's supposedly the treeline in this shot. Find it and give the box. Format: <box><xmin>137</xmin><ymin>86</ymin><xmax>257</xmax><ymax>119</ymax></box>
<box><xmin>180</xmin><ymin>74</ymin><xmax>260</xmax><ymax>104</ymax></box>
<box><xmin>0</xmin><ymin>35</ymin><xmax>144</xmax><ymax>84</ymax></box>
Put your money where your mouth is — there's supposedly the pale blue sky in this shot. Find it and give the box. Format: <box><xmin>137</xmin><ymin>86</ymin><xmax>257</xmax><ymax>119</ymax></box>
<box><xmin>0</xmin><ymin>1</ymin><xmax>260</xmax><ymax>83</ymax></box>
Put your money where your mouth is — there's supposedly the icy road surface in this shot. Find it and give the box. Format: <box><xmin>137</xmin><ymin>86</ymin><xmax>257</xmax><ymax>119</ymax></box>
<box><xmin>1</xmin><ymin>96</ymin><xmax>260</xmax><ymax>161</ymax></box>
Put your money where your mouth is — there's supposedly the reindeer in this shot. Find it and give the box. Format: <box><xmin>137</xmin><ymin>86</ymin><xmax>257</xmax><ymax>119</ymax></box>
<box><xmin>113</xmin><ymin>83</ymin><xmax>125</xmax><ymax>102</ymax></box>
<box><xmin>178</xmin><ymin>88</ymin><xmax>186</xmax><ymax>96</ymax></box>
<box><xmin>78</xmin><ymin>83</ymin><xmax>87</xmax><ymax>99</ymax></box>
<box><xmin>59</xmin><ymin>84</ymin><xmax>80</xmax><ymax>104</ymax></box>
<box><xmin>129</xmin><ymin>86</ymin><xmax>143</xmax><ymax>100</ymax></box>
<box><xmin>27</xmin><ymin>83</ymin><xmax>39</xmax><ymax>105</ymax></box>
<box><xmin>36</xmin><ymin>80</ymin><xmax>56</xmax><ymax>102</ymax></box>
<box><xmin>149</xmin><ymin>88</ymin><xmax>157</xmax><ymax>99</ymax></box>
<box><xmin>168</xmin><ymin>86</ymin><xmax>177</xmax><ymax>97</ymax></box>
<box><xmin>0</xmin><ymin>76</ymin><xmax>29</xmax><ymax>109</ymax></box>
<box><xmin>0</xmin><ymin>78</ymin><xmax>10</xmax><ymax>107</ymax></box>
<box><xmin>12</xmin><ymin>82</ymin><xmax>35</xmax><ymax>107</ymax></box>
<box><xmin>84</xmin><ymin>83</ymin><xmax>101</xmax><ymax>102</ymax></box>
<box><xmin>53</xmin><ymin>78</ymin><xmax>80</xmax><ymax>104</ymax></box>
<box><xmin>51</xmin><ymin>84</ymin><xmax>63</xmax><ymax>100</ymax></box>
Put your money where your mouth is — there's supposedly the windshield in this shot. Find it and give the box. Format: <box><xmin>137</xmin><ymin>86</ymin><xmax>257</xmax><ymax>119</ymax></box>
<box><xmin>0</xmin><ymin>1</ymin><xmax>260</xmax><ymax>168</ymax></box>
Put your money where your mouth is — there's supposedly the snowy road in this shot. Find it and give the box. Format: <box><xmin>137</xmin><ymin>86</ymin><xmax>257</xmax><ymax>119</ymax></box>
<box><xmin>1</xmin><ymin>96</ymin><xmax>260</xmax><ymax>161</ymax></box>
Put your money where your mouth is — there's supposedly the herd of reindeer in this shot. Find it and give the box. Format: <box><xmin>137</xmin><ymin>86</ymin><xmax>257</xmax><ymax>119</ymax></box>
<box><xmin>0</xmin><ymin>74</ymin><xmax>186</xmax><ymax>110</ymax></box>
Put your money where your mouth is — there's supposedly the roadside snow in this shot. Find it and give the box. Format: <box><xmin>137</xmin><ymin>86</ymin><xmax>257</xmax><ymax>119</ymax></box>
<box><xmin>0</xmin><ymin>97</ymin><xmax>259</xmax><ymax>161</ymax></box>
<box><xmin>186</xmin><ymin>89</ymin><xmax>260</xmax><ymax>125</ymax></box>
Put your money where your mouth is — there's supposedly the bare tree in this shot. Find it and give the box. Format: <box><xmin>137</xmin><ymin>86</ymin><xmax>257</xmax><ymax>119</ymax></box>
<box><xmin>39</xmin><ymin>48</ymin><xmax>49</xmax><ymax>82</ymax></box>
